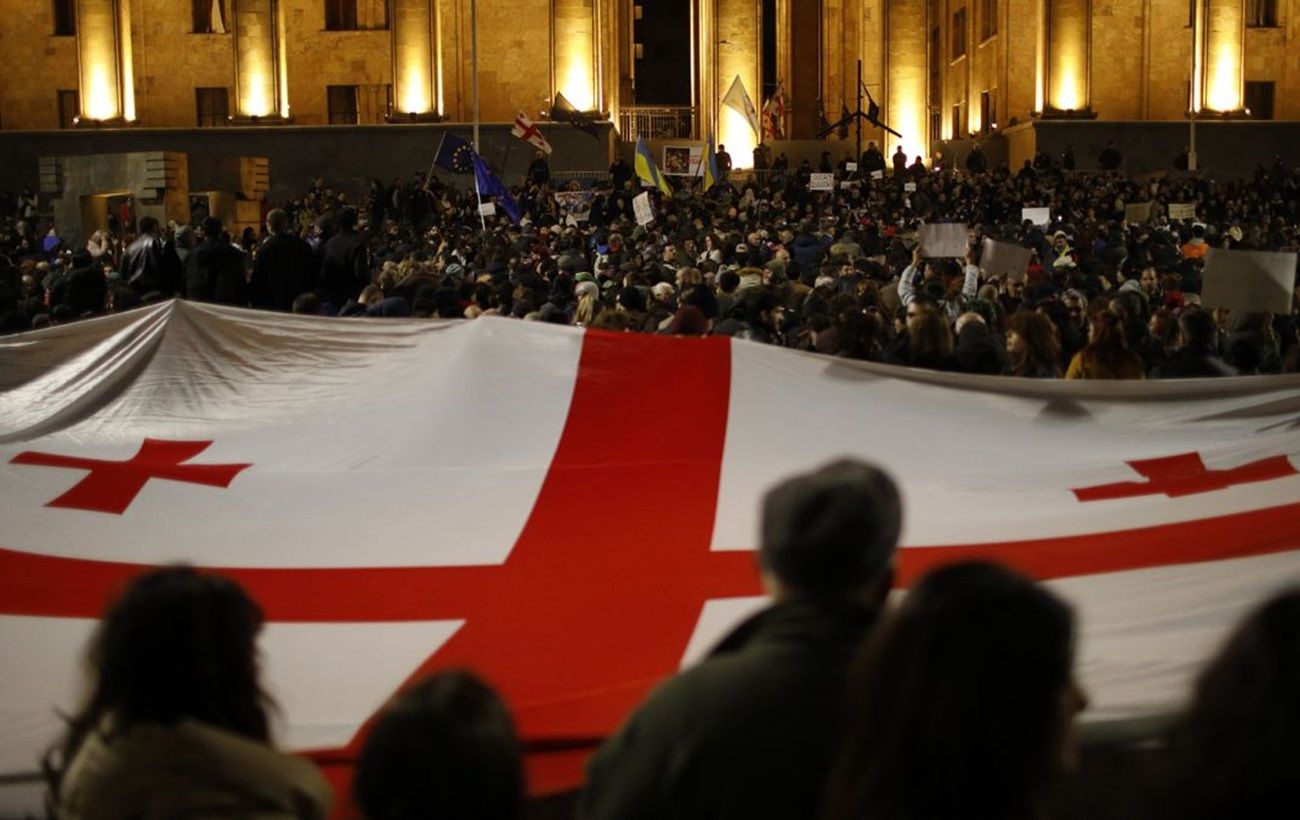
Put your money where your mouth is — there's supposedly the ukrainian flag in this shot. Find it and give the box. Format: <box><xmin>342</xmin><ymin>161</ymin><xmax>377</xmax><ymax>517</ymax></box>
<box><xmin>702</xmin><ymin>131</ymin><xmax>720</xmax><ymax>193</ymax></box>
<box><xmin>634</xmin><ymin>137</ymin><xmax>673</xmax><ymax>196</ymax></box>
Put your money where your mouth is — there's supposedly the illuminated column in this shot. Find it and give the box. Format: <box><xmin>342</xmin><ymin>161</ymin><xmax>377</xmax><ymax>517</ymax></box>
<box><xmin>233</xmin><ymin>0</ymin><xmax>289</xmax><ymax>120</ymax></box>
<box><xmin>391</xmin><ymin>0</ymin><xmax>439</xmax><ymax>119</ymax></box>
<box><xmin>885</xmin><ymin>0</ymin><xmax>926</xmax><ymax>162</ymax></box>
<box><xmin>1201</xmin><ymin>0</ymin><xmax>1244</xmax><ymax>112</ymax></box>
<box><xmin>1044</xmin><ymin>0</ymin><xmax>1090</xmax><ymax>114</ymax></box>
<box><xmin>715</xmin><ymin>0</ymin><xmax>761</xmax><ymax>166</ymax></box>
<box><xmin>553</xmin><ymin>0</ymin><xmax>598</xmax><ymax>112</ymax></box>
<box><xmin>75</xmin><ymin>0</ymin><xmax>135</xmax><ymax>123</ymax></box>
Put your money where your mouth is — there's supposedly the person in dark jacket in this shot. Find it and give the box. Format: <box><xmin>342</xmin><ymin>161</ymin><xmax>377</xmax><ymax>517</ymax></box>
<box><xmin>954</xmin><ymin>312</ymin><xmax>1006</xmax><ymax>374</ymax></box>
<box><xmin>319</xmin><ymin>207</ymin><xmax>370</xmax><ymax>309</ymax></box>
<box><xmin>1151</xmin><ymin>308</ymin><xmax>1237</xmax><ymax>378</ymax></box>
<box><xmin>964</xmin><ymin>143</ymin><xmax>988</xmax><ymax>175</ymax></box>
<box><xmin>250</xmin><ymin>209</ymin><xmax>316</xmax><ymax>312</ymax></box>
<box><xmin>582</xmin><ymin>459</ymin><xmax>902</xmax><ymax>820</ymax></box>
<box><xmin>186</xmin><ymin>217</ymin><xmax>248</xmax><ymax>305</ymax></box>
<box><xmin>50</xmin><ymin>251</ymin><xmax>107</xmax><ymax>316</ymax></box>
<box><xmin>121</xmin><ymin>216</ymin><xmax>182</xmax><ymax>297</ymax></box>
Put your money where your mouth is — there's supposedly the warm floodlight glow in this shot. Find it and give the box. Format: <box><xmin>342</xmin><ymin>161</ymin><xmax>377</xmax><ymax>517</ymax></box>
<box><xmin>554</xmin><ymin>0</ymin><xmax>596</xmax><ymax>112</ymax></box>
<box><xmin>1047</xmin><ymin>0</ymin><xmax>1087</xmax><ymax>111</ymax></box>
<box><xmin>235</xmin><ymin>1</ymin><xmax>281</xmax><ymax>118</ymax></box>
<box><xmin>392</xmin><ymin>0</ymin><xmax>436</xmax><ymax>114</ymax></box>
<box><xmin>1202</xmin><ymin>0</ymin><xmax>1243</xmax><ymax>111</ymax></box>
<box><xmin>718</xmin><ymin>105</ymin><xmax>756</xmax><ymax>169</ymax></box>
<box><xmin>77</xmin><ymin>0</ymin><xmax>124</xmax><ymax>121</ymax></box>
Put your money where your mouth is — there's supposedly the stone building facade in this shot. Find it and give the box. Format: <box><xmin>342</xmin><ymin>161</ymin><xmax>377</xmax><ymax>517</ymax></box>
<box><xmin>1</xmin><ymin>0</ymin><xmax>1297</xmax><ymax>168</ymax></box>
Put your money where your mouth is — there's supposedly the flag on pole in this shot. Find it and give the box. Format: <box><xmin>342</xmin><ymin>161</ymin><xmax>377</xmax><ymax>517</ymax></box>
<box><xmin>472</xmin><ymin>153</ymin><xmax>521</xmax><ymax>224</ymax></box>
<box><xmin>702</xmin><ymin>132</ymin><xmax>721</xmax><ymax>193</ymax></box>
<box><xmin>512</xmin><ymin>111</ymin><xmax>553</xmax><ymax>155</ymax></box>
<box><xmin>721</xmin><ymin>76</ymin><xmax>762</xmax><ymax>140</ymax></box>
<box><xmin>762</xmin><ymin>86</ymin><xmax>787</xmax><ymax>141</ymax></box>
<box><xmin>634</xmin><ymin>137</ymin><xmax>672</xmax><ymax>196</ymax></box>
<box><xmin>550</xmin><ymin>92</ymin><xmax>601</xmax><ymax>140</ymax></box>
<box><xmin>838</xmin><ymin>103</ymin><xmax>852</xmax><ymax>140</ymax></box>
<box><xmin>433</xmin><ymin>133</ymin><xmax>476</xmax><ymax>174</ymax></box>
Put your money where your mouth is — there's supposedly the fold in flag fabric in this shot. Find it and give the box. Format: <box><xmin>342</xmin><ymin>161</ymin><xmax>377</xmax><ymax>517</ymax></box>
<box><xmin>839</xmin><ymin>103</ymin><xmax>852</xmax><ymax>140</ymax></box>
<box><xmin>721</xmin><ymin>76</ymin><xmax>762</xmax><ymax>140</ymax></box>
<box><xmin>549</xmin><ymin>92</ymin><xmax>601</xmax><ymax>140</ymax></box>
<box><xmin>472</xmin><ymin>154</ymin><xmax>521</xmax><ymax>224</ymax></box>
<box><xmin>4</xmin><ymin>302</ymin><xmax>1300</xmax><ymax>812</ymax></box>
<box><xmin>512</xmin><ymin>111</ymin><xmax>553</xmax><ymax>155</ymax></box>
<box><xmin>865</xmin><ymin>89</ymin><xmax>903</xmax><ymax>139</ymax></box>
<box><xmin>634</xmin><ymin>137</ymin><xmax>672</xmax><ymax>196</ymax></box>
<box><xmin>703</xmin><ymin>132</ymin><xmax>721</xmax><ymax>193</ymax></box>
<box><xmin>433</xmin><ymin>132</ymin><xmax>476</xmax><ymax>174</ymax></box>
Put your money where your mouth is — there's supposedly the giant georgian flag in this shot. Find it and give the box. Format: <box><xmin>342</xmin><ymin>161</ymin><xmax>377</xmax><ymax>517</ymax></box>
<box><xmin>3</xmin><ymin>301</ymin><xmax>1300</xmax><ymax>809</ymax></box>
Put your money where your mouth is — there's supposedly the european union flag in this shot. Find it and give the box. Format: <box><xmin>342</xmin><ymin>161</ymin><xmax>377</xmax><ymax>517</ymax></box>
<box><xmin>472</xmin><ymin>153</ymin><xmax>521</xmax><ymax>224</ymax></box>
<box><xmin>434</xmin><ymin>133</ymin><xmax>476</xmax><ymax>174</ymax></box>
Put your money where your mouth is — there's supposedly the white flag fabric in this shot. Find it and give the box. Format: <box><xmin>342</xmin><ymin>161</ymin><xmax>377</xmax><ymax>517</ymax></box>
<box><xmin>722</xmin><ymin>76</ymin><xmax>762</xmax><ymax>140</ymax></box>
<box><xmin>511</xmin><ymin>111</ymin><xmax>553</xmax><ymax>155</ymax></box>
<box><xmin>3</xmin><ymin>301</ymin><xmax>1300</xmax><ymax>809</ymax></box>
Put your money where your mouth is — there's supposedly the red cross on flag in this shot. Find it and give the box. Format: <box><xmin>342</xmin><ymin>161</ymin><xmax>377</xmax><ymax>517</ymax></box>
<box><xmin>3</xmin><ymin>301</ymin><xmax>1300</xmax><ymax>814</ymax></box>
<box><xmin>512</xmin><ymin>111</ymin><xmax>553</xmax><ymax>155</ymax></box>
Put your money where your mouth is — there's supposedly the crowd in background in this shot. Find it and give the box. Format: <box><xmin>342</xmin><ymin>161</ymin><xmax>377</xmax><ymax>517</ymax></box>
<box><xmin>3</xmin><ymin>147</ymin><xmax>1300</xmax><ymax>380</ymax></box>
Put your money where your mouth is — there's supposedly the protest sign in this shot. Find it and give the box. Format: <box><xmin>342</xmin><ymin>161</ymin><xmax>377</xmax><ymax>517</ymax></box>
<box><xmin>809</xmin><ymin>173</ymin><xmax>835</xmax><ymax>191</ymax></box>
<box><xmin>633</xmin><ymin>192</ymin><xmax>655</xmax><ymax>226</ymax></box>
<box><xmin>917</xmin><ymin>223</ymin><xmax>969</xmax><ymax>258</ymax></box>
<box><xmin>1021</xmin><ymin>207</ymin><xmax>1051</xmax><ymax>226</ymax></box>
<box><xmin>980</xmin><ymin>238</ymin><xmax>1034</xmax><ymax>282</ymax></box>
<box><xmin>1200</xmin><ymin>248</ymin><xmax>1298</xmax><ymax>315</ymax></box>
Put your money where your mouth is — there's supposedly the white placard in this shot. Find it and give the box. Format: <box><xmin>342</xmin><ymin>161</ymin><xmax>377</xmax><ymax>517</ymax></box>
<box><xmin>980</xmin><ymin>238</ymin><xmax>1034</xmax><ymax>282</ymax></box>
<box><xmin>846</xmin><ymin>162</ymin><xmax>859</xmax><ymax>172</ymax></box>
<box><xmin>809</xmin><ymin>173</ymin><xmax>835</xmax><ymax>191</ymax></box>
<box><xmin>871</xmin><ymin>170</ymin><xmax>884</xmax><ymax>180</ymax></box>
<box><xmin>478</xmin><ymin>202</ymin><xmax>496</xmax><ymax>217</ymax></box>
<box><xmin>840</xmin><ymin>181</ymin><xmax>854</xmax><ymax>190</ymax></box>
<box><xmin>904</xmin><ymin>182</ymin><xmax>918</xmax><ymax>192</ymax></box>
<box><xmin>917</xmin><ymin>223</ymin><xmax>969</xmax><ymax>258</ymax></box>
<box><xmin>1200</xmin><ymin>248</ymin><xmax>1298</xmax><ymax>315</ymax></box>
<box><xmin>633</xmin><ymin>192</ymin><xmax>655</xmax><ymax>226</ymax></box>
<box><xmin>1021</xmin><ymin>207</ymin><xmax>1051</xmax><ymax>226</ymax></box>
<box><xmin>1168</xmin><ymin>202</ymin><xmax>1196</xmax><ymax>220</ymax></box>
<box><xmin>1125</xmin><ymin>202</ymin><xmax>1154</xmax><ymax>224</ymax></box>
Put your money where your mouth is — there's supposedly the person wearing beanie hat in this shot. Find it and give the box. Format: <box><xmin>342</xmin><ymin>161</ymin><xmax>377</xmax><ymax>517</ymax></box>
<box><xmin>583</xmin><ymin>459</ymin><xmax>902</xmax><ymax>820</ymax></box>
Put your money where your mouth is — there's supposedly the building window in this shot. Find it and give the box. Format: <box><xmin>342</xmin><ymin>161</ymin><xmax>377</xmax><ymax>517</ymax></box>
<box><xmin>52</xmin><ymin>0</ymin><xmax>75</xmax><ymax>35</ymax></box>
<box><xmin>980</xmin><ymin>0</ymin><xmax>997</xmax><ymax>40</ymax></box>
<box><xmin>1246</xmin><ymin>0</ymin><xmax>1277</xmax><ymax>26</ymax></box>
<box><xmin>951</xmin><ymin>104</ymin><xmax>962</xmax><ymax>138</ymax></box>
<box><xmin>929</xmin><ymin>108</ymin><xmax>942</xmax><ymax>145</ymax></box>
<box><xmin>951</xmin><ymin>8</ymin><xmax>967</xmax><ymax>60</ymax></box>
<box><xmin>196</xmin><ymin>87</ymin><xmax>230</xmax><ymax>127</ymax></box>
<box><xmin>1245</xmin><ymin>81</ymin><xmax>1275</xmax><ymax>119</ymax></box>
<box><xmin>192</xmin><ymin>0</ymin><xmax>228</xmax><ymax>34</ymax></box>
<box><xmin>57</xmin><ymin>89</ymin><xmax>79</xmax><ymax>129</ymax></box>
<box><xmin>1187</xmin><ymin>0</ymin><xmax>1195</xmax><ymax>27</ymax></box>
<box><xmin>980</xmin><ymin>89</ymin><xmax>995</xmax><ymax>133</ymax></box>
<box><xmin>328</xmin><ymin>85</ymin><xmax>360</xmax><ymax>124</ymax></box>
<box><xmin>325</xmin><ymin>0</ymin><xmax>358</xmax><ymax>30</ymax></box>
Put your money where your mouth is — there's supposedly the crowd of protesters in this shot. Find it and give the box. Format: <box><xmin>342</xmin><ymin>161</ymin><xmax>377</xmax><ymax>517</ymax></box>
<box><xmin>41</xmin><ymin>460</ymin><xmax>1300</xmax><ymax>820</ymax></box>
<box><xmin>3</xmin><ymin>146</ymin><xmax>1300</xmax><ymax>379</ymax></box>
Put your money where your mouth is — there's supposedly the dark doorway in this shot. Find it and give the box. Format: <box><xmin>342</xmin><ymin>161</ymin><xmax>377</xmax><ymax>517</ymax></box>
<box><xmin>762</xmin><ymin>0</ymin><xmax>777</xmax><ymax>98</ymax></box>
<box><xmin>634</xmin><ymin>0</ymin><xmax>692</xmax><ymax>105</ymax></box>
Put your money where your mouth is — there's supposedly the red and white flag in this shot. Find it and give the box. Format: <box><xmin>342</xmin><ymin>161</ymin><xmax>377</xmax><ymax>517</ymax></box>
<box><xmin>512</xmin><ymin>111</ymin><xmax>552</xmax><ymax>154</ymax></box>
<box><xmin>3</xmin><ymin>301</ymin><xmax>1300</xmax><ymax>811</ymax></box>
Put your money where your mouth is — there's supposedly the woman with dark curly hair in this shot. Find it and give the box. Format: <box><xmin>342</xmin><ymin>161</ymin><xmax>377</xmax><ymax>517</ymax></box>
<box><xmin>822</xmin><ymin>561</ymin><xmax>1086</xmax><ymax>820</ymax></box>
<box><xmin>1005</xmin><ymin>311</ymin><xmax>1064</xmax><ymax>378</ymax></box>
<box><xmin>1156</xmin><ymin>587</ymin><xmax>1300</xmax><ymax>820</ymax></box>
<box><xmin>1065</xmin><ymin>309</ymin><xmax>1146</xmax><ymax>379</ymax></box>
<box><xmin>45</xmin><ymin>566</ymin><xmax>330</xmax><ymax>819</ymax></box>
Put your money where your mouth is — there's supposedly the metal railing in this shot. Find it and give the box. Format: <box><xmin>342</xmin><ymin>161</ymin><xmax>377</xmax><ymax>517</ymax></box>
<box><xmin>618</xmin><ymin>106</ymin><xmax>696</xmax><ymax>140</ymax></box>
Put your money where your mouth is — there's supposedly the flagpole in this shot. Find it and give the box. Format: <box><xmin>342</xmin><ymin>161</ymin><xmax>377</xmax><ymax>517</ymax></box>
<box><xmin>475</xmin><ymin>166</ymin><xmax>487</xmax><ymax>231</ymax></box>
<box><xmin>471</xmin><ymin>0</ymin><xmax>480</xmax><ymax>154</ymax></box>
